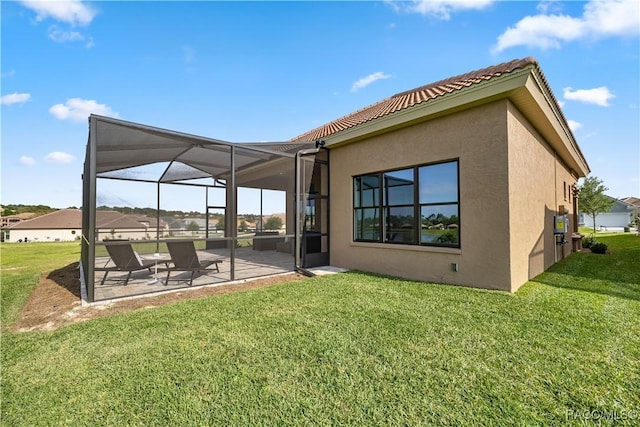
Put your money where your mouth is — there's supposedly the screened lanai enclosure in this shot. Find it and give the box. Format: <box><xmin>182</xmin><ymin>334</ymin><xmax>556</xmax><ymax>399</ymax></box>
<box><xmin>81</xmin><ymin>115</ymin><xmax>329</xmax><ymax>303</ymax></box>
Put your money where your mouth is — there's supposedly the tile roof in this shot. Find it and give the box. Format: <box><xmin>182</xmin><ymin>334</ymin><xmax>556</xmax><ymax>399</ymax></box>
<box><xmin>621</xmin><ymin>197</ymin><xmax>640</xmax><ymax>207</ymax></box>
<box><xmin>0</xmin><ymin>212</ymin><xmax>38</xmax><ymax>220</ymax></box>
<box><xmin>8</xmin><ymin>208</ymin><xmax>164</xmax><ymax>230</ymax></box>
<box><xmin>291</xmin><ymin>57</ymin><xmax>538</xmax><ymax>142</ymax></box>
<box><xmin>97</xmin><ymin>212</ymin><xmax>155</xmax><ymax>229</ymax></box>
<box><xmin>7</xmin><ymin>209</ymin><xmax>83</xmax><ymax>229</ymax></box>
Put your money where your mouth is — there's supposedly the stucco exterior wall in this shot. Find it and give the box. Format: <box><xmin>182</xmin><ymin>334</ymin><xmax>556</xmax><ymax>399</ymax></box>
<box><xmin>329</xmin><ymin>100</ymin><xmax>514</xmax><ymax>291</ymax></box>
<box><xmin>4</xmin><ymin>229</ymin><xmax>81</xmax><ymax>242</ymax></box>
<box><xmin>506</xmin><ymin>101</ymin><xmax>576</xmax><ymax>291</ymax></box>
<box><xmin>5</xmin><ymin>228</ymin><xmax>158</xmax><ymax>243</ymax></box>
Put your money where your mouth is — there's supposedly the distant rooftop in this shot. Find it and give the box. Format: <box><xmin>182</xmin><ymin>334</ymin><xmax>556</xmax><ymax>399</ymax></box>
<box><xmin>7</xmin><ymin>209</ymin><xmax>165</xmax><ymax>230</ymax></box>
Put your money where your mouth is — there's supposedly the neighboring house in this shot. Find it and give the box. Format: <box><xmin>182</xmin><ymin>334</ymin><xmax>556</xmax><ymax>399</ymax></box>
<box><xmin>94</xmin><ymin>211</ymin><xmax>169</xmax><ymax>241</ymax></box>
<box><xmin>621</xmin><ymin>197</ymin><xmax>640</xmax><ymax>223</ymax></box>
<box><xmin>162</xmin><ymin>217</ymin><xmax>193</xmax><ymax>235</ymax></box>
<box><xmin>180</xmin><ymin>218</ymin><xmax>207</xmax><ymax>235</ymax></box>
<box><xmin>621</xmin><ymin>196</ymin><xmax>640</xmax><ymax>207</ymax></box>
<box><xmin>214</xmin><ymin>218</ymin><xmax>260</xmax><ymax>232</ymax></box>
<box><xmin>82</xmin><ymin>57</ymin><xmax>590</xmax><ymax>300</ymax></box>
<box><xmin>4</xmin><ymin>209</ymin><xmax>168</xmax><ymax>242</ymax></box>
<box><xmin>1</xmin><ymin>213</ymin><xmax>37</xmax><ymax>241</ymax></box>
<box><xmin>579</xmin><ymin>196</ymin><xmax>638</xmax><ymax>229</ymax></box>
<box><xmin>1</xmin><ymin>212</ymin><xmax>37</xmax><ymax>227</ymax></box>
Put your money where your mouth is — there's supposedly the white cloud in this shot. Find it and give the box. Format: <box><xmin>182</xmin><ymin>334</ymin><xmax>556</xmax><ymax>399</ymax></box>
<box><xmin>351</xmin><ymin>72</ymin><xmax>392</xmax><ymax>92</ymax></box>
<box><xmin>536</xmin><ymin>1</ymin><xmax>564</xmax><ymax>14</ymax></box>
<box><xmin>494</xmin><ymin>0</ymin><xmax>640</xmax><ymax>52</ymax></box>
<box><xmin>567</xmin><ymin>120</ymin><xmax>583</xmax><ymax>131</ymax></box>
<box><xmin>45</xmin><ymin>152</ymin><xmax>76</xmax><ymax>164</ymax></box>
<box><xmin>20</xmin><ymin>0</ymin><xmax>97</xmax><ymax>26</ymax></box>
<box><xmin>494</xmin><ymin>14</ymin><xmax>584</xmax><ymax>51</ymax></box>
<box><xmin>583</xmin><ymin>0</ymin><xmax>640</xmax><ymax>36</ymax></box>
<box><xmin>563</xmin><ymin>86</ymin><xmax>615</xmax><ymax>107</ymax></box>
<box><xmin>388</xmin><ymin>0</ymin><xmax>494</xmax><ymax>20</ymax></box>
<box><xmin>49</xmin><ymin>98</ymin><xmax>118</xmax><ymax>122</ymax></box>
<box><xmin>2</xmin><ymin>70</ymin><xmax>16</xmax><ymax>78</ymax></box>
<box><xmin>20</xmin><ymin>156</ymin><xmax>37</xmax><ymax>166</ymax></box>
<box><xmin>47</xmin><ymin>25</ymin><xmax>78</xmax><ymax>40</ymax></box>
<box><xmin>1</xmin><ymin>92</ymin><xmax>31</xmax><ymax>105</ymax></box>
<box><xmin>48</xmin><ymin>26</ymin><xmax>95</xmax><ymax>47</ymax></box>
<box><xmin>49</xmin><ymin>27</ymin><xmax>83</xmax><ymax>42</ymax></box>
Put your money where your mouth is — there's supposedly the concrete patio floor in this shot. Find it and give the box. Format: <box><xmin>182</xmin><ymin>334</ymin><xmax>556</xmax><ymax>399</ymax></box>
<box><xmin>92</xmin><ymin>246</ymin><xmax>295</xmax><ymax>301</ymax></box>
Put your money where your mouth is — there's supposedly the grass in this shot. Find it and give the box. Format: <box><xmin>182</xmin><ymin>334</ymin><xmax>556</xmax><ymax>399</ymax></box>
<box><xmin>0</xmin><ymin>242</ymin><xmax>80</xmax><ymax>327</ymax></box>
<box><xmin>578</xmin><ymin>226</ymin><xmax>636</xmax><ymax>237</ymax></box>
<box><xmin>1</xmin><ymin>235</ymin><xmax>639</xmax><ymax>425</ymax></box>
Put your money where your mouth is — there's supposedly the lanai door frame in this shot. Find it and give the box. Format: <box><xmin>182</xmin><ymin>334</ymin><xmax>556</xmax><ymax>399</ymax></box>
<box><xmin>295</xmin><ymin>144</ymin><xmax>330</xmax><ymax>272</ymax></box>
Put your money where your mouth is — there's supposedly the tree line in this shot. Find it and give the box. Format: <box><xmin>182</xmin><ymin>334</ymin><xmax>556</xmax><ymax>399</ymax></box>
<box><xmin>1</xmin><ymin>204</ymin><xmax>60</xmax><ymax>217</ymax></box>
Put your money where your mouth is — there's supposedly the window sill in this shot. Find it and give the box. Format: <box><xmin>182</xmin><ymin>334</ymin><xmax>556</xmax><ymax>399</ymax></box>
<box><xmin>351</xmin><ymin>241</ymin><xmax>461</xmax><ymax>255</ymax></box>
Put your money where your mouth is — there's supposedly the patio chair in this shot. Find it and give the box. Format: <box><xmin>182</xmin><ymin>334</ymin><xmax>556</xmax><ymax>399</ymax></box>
<box><xmin>163</xmin><ymin>240</ymin><xmax>223</xmax><ymax>286</ymax></box>
<box><xmin>95</xmin><ymin>243</ymin><xmax>157</xmax><ymax>286</ymax></box>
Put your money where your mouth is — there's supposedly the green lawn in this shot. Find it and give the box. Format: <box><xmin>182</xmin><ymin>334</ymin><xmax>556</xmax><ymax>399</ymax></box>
<box><xmin>1</xmin><ymin>236</ymin><xmax>639</xmax><ymax>425</ymax></box>
<box><xmin>0</xmin><ymin>242</ymin><xmax>80</xmax><ymax>327</ymax></box>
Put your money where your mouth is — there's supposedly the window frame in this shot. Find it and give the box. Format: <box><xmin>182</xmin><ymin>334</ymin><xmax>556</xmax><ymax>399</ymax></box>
<box><xmin>353</xmin><ymin>159</ymin><xmax>460</xmax><ymax>248</ymax></box>
<box><xmin>353</xmin><ymin>174</ymin><xmax>381</xmax><ymax>242</ymax></box>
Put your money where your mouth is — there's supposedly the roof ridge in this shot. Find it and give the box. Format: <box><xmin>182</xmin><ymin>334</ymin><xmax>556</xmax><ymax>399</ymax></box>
<box><xmin>291</xmin><ymin>57</ymin><xmax>538</xmax><ymax>142</ymax></box>
<box><xmin>392</xmin><ymin>57</ymin><xmax>537</xmax><ymax>99</ymax></box>
<box><xmin>7</xmin><ymin>208</ymin><xmax>81</xmax><ymax>229</ymax></box>
<box><xmin>16</xmin><ymin>208</ymin><xmax>78</xmax><ymax>222</ymax></box>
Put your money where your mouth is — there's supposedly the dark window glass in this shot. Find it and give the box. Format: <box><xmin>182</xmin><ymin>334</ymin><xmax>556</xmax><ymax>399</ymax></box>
<box><xmin>353</xmin><ymin>160</ymin><xmax>459</xmax><ymax>247</ymax></box>
<box><xmin>385</xmin><ymin>206</ymin><xmax>416</xmax><ymax>243</ymax></box>
<box><xmin>419</xmin><ymin>162</ymin><xmax>458</xmax><ymax>204</ymax></box>
<box><xmin>355</xmin><ymin>175</ymin><xmax>380</xmax><ymax>208</ymax></box>
<box><xmin>420</xmin><ymin>205</ymin><xmax>459</xmax><ymax>245</ymax></box>
<box><xmin>354</xmin><ymin>208</ymin><xmax>380</xmax><ymax>241</ymax></box>
<box><xmin>384</xmin><ymin>169</ymin><xmax>414</xmax><ymax>206</ymax></box>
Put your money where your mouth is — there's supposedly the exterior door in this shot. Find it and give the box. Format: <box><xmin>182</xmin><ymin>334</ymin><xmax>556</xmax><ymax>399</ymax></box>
<box><xmin>295</xmin><ymin>148</ymin><xmax>329</xmax><ymax>269</ymax></box>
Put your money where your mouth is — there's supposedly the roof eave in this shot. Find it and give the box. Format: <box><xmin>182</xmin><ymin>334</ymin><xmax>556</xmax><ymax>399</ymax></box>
<box><xmin>517</xmin><ymin>68</ymin><xmax>590</xmax><ymax>177</ymax></box>
<box><xmin>321</xmin><ymin>67</ymin><xmax>533</xmax><ymax>148</ymax></box>
<box><xmin>322</xmin><ymin>65</ymin><xmax>590</xmax><ymax>178</ymax></box>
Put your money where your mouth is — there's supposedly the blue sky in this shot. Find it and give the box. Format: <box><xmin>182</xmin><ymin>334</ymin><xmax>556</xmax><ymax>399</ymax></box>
<box><xmin>2</xmin><ymin>0</ymin><xmax>639</xmax><ymax>213</ymax></box>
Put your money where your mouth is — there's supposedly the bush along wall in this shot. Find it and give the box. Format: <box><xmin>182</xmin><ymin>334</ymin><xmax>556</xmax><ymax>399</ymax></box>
<box><xmin>590</xmin><ymin>241</ymin><xmax>609</xmax><ymax>254</ymax></box>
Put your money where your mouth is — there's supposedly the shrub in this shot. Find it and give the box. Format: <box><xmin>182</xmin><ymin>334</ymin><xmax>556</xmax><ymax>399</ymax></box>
<box><xmin>435</xmin><ymin>230</ymin><xmax>459</xmax><ymax>244</ymax></box>
<box><xmin>582</xmin><ymin>235</ymin><xmax>597</xmax><ymax>249</ymax></box>
<box><xmin>590</xmin><ymin>242</ymin><xmax>608</xmax><ymax>254</ymax></box>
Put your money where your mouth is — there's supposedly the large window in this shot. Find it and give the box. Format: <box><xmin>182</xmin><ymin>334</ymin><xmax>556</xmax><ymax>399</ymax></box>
<box><xmin>353</xmin><ymin>160</ymin><xmax>459</xmax><ymax>247</ymax></box>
